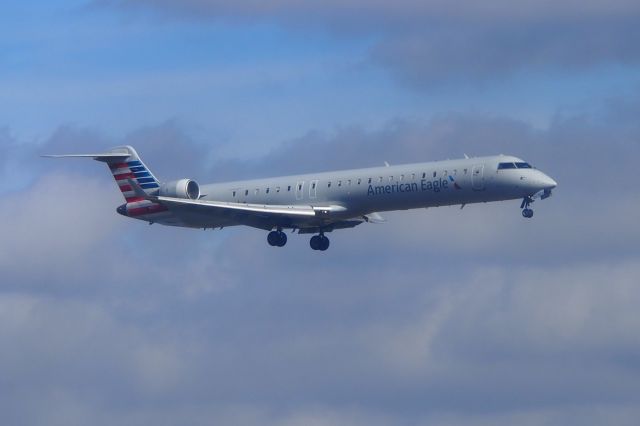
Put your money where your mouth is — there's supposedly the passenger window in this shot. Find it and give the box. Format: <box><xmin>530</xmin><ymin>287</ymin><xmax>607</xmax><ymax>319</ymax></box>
<box><xmin>422</xmin><ymin>172</ymin><xmax>426</xmax><ymax>179</ymax></box>
<box><xmin>433</xmin><ymin>171</ymin><xmax>436</xmax><ymax>178</ymax></box>
<box><xmin>379</xmin><ymin>177</ymin><xmax>383</xmax><ymax>182</ymax></box>
<box><xmin>338</xmin><ymin>180</ymin><xmax>342</xmax><ymax>187</ymax></box>
<box><xmin>266</xmin><ymin>188</ymin><xmax>270</xmax><ymax>194</ymax></box>
<box><xmin>389</xmin><ymin>176</ymin><xmax>393</xmax><ymax>182</ymax></box>
<box><xmin>298</xmin><ymin>184</ymin><xmax>302</xmax><ymax>190</ymax></box>
<box><xmin>245</xmin><ymin>190</ymin><xmax>248</xmax><ymax>196</ymax></box>
<box><xmin>411</xmin><ymin>173</ymin><xmax>415</xmax><ymax>180</ymax></box>
<box><xmin>464</xmin><ymin>168</ymin><xmax>468</xmax><ymax>174</ymax></box>
<box><xmin>368</xmin><ymin>177</ymin><xmax>372</xmax><ymax>184</ymax></box>
<box><xmin>276</xmin><ymin>186</ymin><xmax>280</xmax><ymax>192</ymax></box>
<box><xmin>357</xmin><ymin>178</ymin><xmax>361</xmax><ymax>185</ymax></box>
<box><xmin>400</xmin><ymin>174</ymin><xmax>404</xmax><ymax>181</ymax></box>
<box><xmin>287</xmin><ymin>185</ymin><xmax>291</xmax><ymax>191</ymax></box>
<box><xmin>328</xmin><ymin>182</ymin><xmax>332</xmax><ymax>188</ymax></box>
<box><xmin>347</xmin><ymin>179</ymin><xmax>352</xmax><ymax>186</ymax></box>
<box><xmin>312</xmin><ymin>182</ymin><xmax>316</xmax><ymax>189</ymax></box>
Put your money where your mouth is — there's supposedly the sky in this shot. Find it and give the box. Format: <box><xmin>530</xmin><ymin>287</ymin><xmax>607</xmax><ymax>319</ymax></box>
<box><xmin>1</xmin><ymin>1</ymin><xmax>640</xmax><ymax>425</ymax></box>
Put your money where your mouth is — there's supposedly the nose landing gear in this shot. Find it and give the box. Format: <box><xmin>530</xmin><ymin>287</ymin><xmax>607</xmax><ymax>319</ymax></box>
<box><xmin>520</xmin><ymin>196</ymin><xmax>534</xmax><ymax>218</ymax></box>
<box><xmin>267</xmin><ymin>229</ymin><xmax>287</xmax><ymax>247</ymax></box>
<box><xmin>310</xmin><ymin>233</ymin><xmax>330</xmax><ymax>251</ymax></box>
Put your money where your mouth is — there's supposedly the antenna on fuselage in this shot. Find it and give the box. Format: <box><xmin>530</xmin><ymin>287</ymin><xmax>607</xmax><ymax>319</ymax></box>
<box><xmin>464</xmin><ymin>153</ymin><xmax>469</xmax><ymax>159</ymax></box>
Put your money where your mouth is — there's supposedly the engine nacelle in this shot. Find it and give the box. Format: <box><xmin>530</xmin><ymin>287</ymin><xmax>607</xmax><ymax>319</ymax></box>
<box><xmin>159</xmin><ymin>179</ymin><xmax>200</xmax><ymax>200</ymax></box>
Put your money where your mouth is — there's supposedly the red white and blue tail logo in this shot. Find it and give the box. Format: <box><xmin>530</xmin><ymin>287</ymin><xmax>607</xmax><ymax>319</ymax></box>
<box><xmin>105</xmin><ymin>146</ymin><xmax>168</xmax><ymax>218</ymax></box>
<box><xmin>109</xmin><ymin>159</ymin><xmax>160</xmax><ymax>203</ymax></box>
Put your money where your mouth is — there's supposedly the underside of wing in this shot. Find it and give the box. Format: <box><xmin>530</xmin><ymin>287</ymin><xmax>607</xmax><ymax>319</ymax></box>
<box><xmin>152</xmin><ymin>196</ymin><xmax>362</xmax><ymax>232</ymax></box>
<box><xmin>156</xmin><ymin>196</ymin><xmax>317</xmax><ymax>216</ymax></box>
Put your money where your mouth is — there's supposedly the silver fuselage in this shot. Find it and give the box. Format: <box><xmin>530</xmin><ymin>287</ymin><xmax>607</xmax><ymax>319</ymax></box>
<box><xmin>157</xmin><ymin>155</ymin><xmax>556</xmax><ymax>229</ymax></box>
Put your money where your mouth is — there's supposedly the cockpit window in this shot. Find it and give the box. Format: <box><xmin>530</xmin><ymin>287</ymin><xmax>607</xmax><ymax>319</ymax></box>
<box><xmin>515</xmin><ymin>162</ymin><xmax>532</xmax><ymax>169</ymax></box>
<box><xmin>497</xmin><ymin>162</ymin><xmax>516</xmax><ymax>170</ymax></box>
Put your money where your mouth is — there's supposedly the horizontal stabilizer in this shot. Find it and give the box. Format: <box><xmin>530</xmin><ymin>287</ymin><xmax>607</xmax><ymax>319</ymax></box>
<box><xmin>41</xmin><ymin>152</ymin><xmax>131</xmax><ymax>162</ymax></box>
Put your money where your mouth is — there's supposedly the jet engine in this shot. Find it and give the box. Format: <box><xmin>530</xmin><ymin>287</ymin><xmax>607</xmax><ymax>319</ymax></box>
<box><xmin>159</xmin><ymin>179</ymin><xmax>200</xmax><ymax>200</ymax></box>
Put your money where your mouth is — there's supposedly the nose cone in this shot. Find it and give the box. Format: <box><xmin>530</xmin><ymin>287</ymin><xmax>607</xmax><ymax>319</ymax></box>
<box><xmin>518</xmin><ymin>171</ymin><xmax>557</xmax><ymax>194</ymax></box>
<box><xmin>539</xmin><ymin>174</ymin><xmax>557</xmax><ymax>190</ymax></box>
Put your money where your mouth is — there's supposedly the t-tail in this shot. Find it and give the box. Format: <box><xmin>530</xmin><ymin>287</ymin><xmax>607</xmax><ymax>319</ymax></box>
<box><xmin>42</xmin><ymin>145</ymin><xmax>171</xmax><ymax>220</ymax></box>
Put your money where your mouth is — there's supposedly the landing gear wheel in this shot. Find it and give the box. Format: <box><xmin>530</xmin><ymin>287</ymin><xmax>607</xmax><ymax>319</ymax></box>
<box><xmin>520</xmin><ymin>196</ymin><xmax>534</xmax><ymax>219</ymax></box>
<box><xmin>268</xmin><ymin>231</ymin><xmax>287</xmax><ymax>247</ymax></box>
<box><xmin>319</xmin><ymin>235</ymin><xmax>330</xmax><ymax>251</ymax></box>
<box><xmin>267</xmin><ymin>231</ymin><xmax>279</xmax><ymax>246</ymax></box>
<box><xmin>310</xmin><ymin>235</ymin><xmax>321</xmax><ymax>250</ymax></box>
<box><xmin>310</xmin><ymin>234</ymin><xmax>330</xmax><ymax>251</ymax></box>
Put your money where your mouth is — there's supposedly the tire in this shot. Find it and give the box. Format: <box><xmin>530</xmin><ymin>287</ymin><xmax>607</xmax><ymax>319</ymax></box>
<box><xmin>277</xmin><ymin>231</ymin><xmax>287</xmax><ymax>247</ymax></box>
<box><xmin>267</xmin><ymin>231</ymin><xmax>279</xmax><ymax>246</ymax></box>
<box><xmin>310</xmin><ymin>235</ymin><xmax>320</xmax><ymax>250</ymax></box>
<box><xmin>319</xmin><ymin>236</ymin><xmax>330</xmax><ymax>251</ymax></box>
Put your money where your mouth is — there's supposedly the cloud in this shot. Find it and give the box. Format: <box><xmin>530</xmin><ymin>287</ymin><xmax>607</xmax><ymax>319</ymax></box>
<box><xmin>3</xmin><ymin>92</ymin><xmax>640</xmax><ymax>424</ymax></box>
<box><xmin>101</xmin><ymin>0</ymin><xmax>640</xmax><ymax>85</ymax></box>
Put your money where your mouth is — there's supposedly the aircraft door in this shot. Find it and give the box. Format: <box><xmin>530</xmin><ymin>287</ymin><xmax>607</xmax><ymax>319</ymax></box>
<box><xmin>472</xmin><ymin>164</ymin><xmax>485</xmax><ymax>191</ymax></box>
<box><xmin>295</xmin><ymin>181</ymin><xmax>305</xmax><ymax>200</ymax></box>
<box><xmin>309</xmin><ymin>180</ymin><xmax>318</xmax><ymax>199</ymax></box>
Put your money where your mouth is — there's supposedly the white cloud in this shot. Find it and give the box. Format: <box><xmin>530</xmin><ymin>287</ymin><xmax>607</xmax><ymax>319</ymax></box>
<box><xmin>0</xmin><ymin>173</ymin><xmax>121</xmax><ymax>275</ymax></box>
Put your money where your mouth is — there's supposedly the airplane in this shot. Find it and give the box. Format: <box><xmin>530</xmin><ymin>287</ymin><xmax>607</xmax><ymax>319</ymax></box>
<box><xmin>44</xmin><ymin>145</ymin><xmax>557</xmax><ymax>251</ymax></box>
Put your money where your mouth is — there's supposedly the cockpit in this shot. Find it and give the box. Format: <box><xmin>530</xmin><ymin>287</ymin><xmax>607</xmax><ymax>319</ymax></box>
<box><xmin>497</xmin><ymin>162</ymin><xmax>532</xmax><ymax>170</ymax></box>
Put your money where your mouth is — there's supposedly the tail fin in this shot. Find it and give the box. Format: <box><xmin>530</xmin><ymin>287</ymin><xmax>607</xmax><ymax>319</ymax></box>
<box><xmin>43</xmin><ymin>145</ymin><xmax>161</xmax><ymax>202</ymax></box>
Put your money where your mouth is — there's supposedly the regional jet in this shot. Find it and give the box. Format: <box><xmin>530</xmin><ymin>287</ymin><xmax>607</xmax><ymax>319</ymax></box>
<box><xmin>44</xmin><ymin>146</ymin><xmax>557</xmax><ymax>251</ymax></box>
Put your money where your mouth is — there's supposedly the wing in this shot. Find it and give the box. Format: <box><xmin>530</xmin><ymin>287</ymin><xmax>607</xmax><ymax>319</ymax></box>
<box><xmin>156</xmin><ymin>195</ymin><xmax>318</xmax><ymax>217</ymax></box>
<box><xmin>158</xmin><ymin>195</ymin><xmax>354</xmax><ymax>230</ymax></box>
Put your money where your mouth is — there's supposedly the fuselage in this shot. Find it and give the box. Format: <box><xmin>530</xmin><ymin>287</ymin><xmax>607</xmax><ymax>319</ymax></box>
<box><xmin>46</xmin><ymin>146</ymin><xmax>557</xmax><ymax>250</ymax></box>
<box><xmin>159</xmin><ymin>154</ymin><xmax>556</xmax><ymax>229</ymax></box>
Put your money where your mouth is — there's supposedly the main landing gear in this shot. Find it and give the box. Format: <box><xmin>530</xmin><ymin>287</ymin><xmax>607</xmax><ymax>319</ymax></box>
<box><xmin>310</xmin><ymin>233</ymin><xmax>330</xmax><ymax>251</ymax></box>
<box><xmin>521</xmin><ymin>196</ymin><xmax>534</xmax><ymax>218</ymax></box>
<box><xmin>267</xmin><ymin>230</ymin><xmax>287</xmax><ymax>247</ymax></box>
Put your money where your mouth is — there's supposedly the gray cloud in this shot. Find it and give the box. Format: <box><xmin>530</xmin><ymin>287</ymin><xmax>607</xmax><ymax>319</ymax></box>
<box><xmin>4</xmin><ymin>93</ymin><xmax>640</xmax><ymax>424</ymax></box>
<box><xmin>100</xmin><ymin>0</ymin><xmax>640</xmax><ymax>85</ymax></box>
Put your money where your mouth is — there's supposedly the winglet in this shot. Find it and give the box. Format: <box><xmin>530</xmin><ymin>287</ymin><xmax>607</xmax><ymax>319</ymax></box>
<box><xmin>364</xmin><ymin>212</ymin><xmax>386</xmax><ymax>224</ymax></box>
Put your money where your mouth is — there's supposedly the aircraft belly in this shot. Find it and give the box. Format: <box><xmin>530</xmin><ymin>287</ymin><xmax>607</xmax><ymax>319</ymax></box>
<box><xmin>162</xmin><ymin>202</ymin><xmax>334</xmax><ymax>231</ymax></box>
